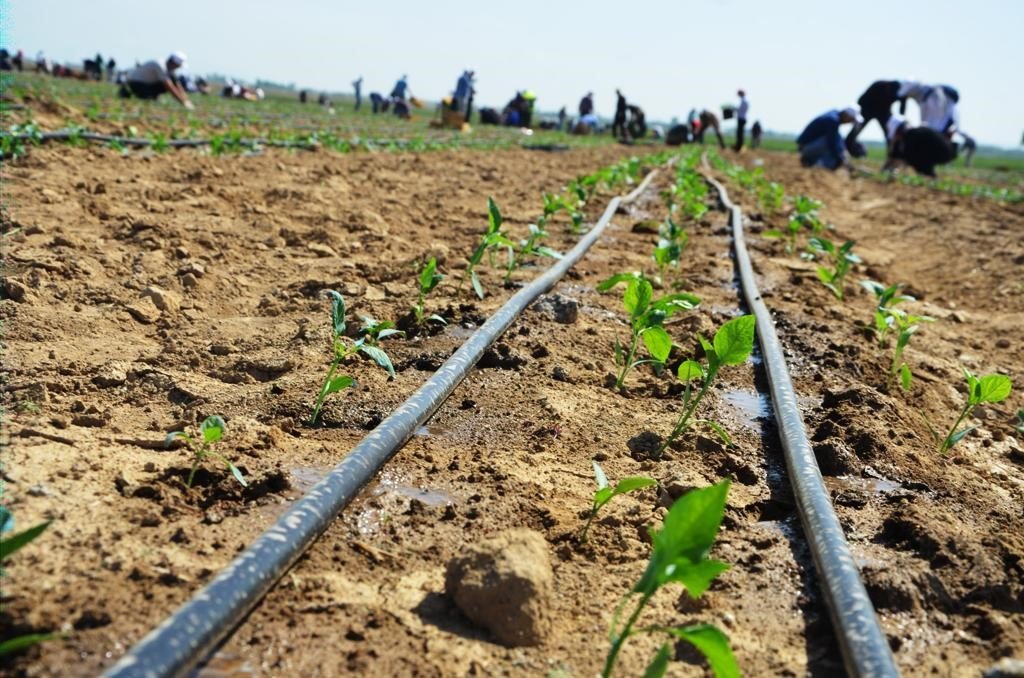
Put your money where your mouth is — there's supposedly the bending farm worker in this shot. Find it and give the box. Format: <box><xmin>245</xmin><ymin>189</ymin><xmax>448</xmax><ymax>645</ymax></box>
<box><xmin>120</xmin><ymin>51</ymin><xmax>194</xmax><ymax>109</ymax></box>
<box><xmin>796</xmin><ymin>107</ymin><xmax>862</xmax><ymax>170</ymax></box>
<box><xmin>884</xmin><ymin>114</ymin><xmax>958</xmax><ymax>177</ymax></box>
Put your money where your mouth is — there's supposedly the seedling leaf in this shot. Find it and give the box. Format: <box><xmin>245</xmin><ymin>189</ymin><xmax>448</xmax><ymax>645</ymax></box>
<box><xmin>977</xmin><ymin>374</ymin><xmax>1012</xmax><ymax>404</ymax></box>
<box><xmin>662</xmin><ymin>624</ymin><xmax>740</xmax><ymax>678</ymax></box>
<box><xmin>324</xmin><ymin>375</ymin><xmax>356</xmax><ymax>396</ymax></box>
<box><xmin>713</xmin><ymin>315</ymin><xmax>756</xmax><ymax>365</ymax></box>
<box><xmin>597</xmin><ymin>272</ymin><xmax>640</xmax><ymax>292</ymax></box>
<box><xmin>624</xmin><ymin>278</ymin><xmax>653</xmax><ymax>317</ymax></box>
<box><xmin>200</xmin><ymin>415</ymin><xmax>226</xmax><ymax>443</ymax></box>
<box><xmin>326</xmin><ymin>290</ymin><xmax>347</xmax><ymax>337</ymax></box>
<box><xmin>359</xmin><ymin>345</ymin><xmax>396</xmax><ymax>379</ymax></box>
<box><xmin>947</xmin><ymin>426</ymin><xmax>977</xmax><ymax>448</ymax></box>
<box><xmin>899</xmin><ymin>363</ymin><xmax>912</xmax><ymax>391</ymax></box>
<box><xmin>0</xmin><ymin>521</ymin><xmax>51</xmax><ymax>561</ymax></box>
<box><xmin>642</xmin><ymin>326</ymin><xmax>672</xmax><ymax>363</ymax></box>
<box><xmin>592</xmin><ymin>460</ymin><xmax>609</xmax><ymax>490</ymax></box>
<box><xmin>613</xmin><ymin>476</ymin><xmax>658</xmax><ymax>495</ymax></box>
<box><xmin>677</xmin><ymin>360</ymin><xmax>704</xmax><ymax>381</ymax></box>
<box><xmin>0</xmin><ymin>633</ymin><xmax>62</xmax><ymax>657</ymax></box>
<box><xmin>666</xmin><ymin>558</ymin><xmax>731</xmax><ymax>599</ymax></box>
<box><xmin>642</xmin><ymin>645</ymin><xmax>671</xmax><ymax>678</ymax></box>
<box><xmin>470</xmin><ymin>270</ymin><xmax>484</xmax><ymax>299</ymax></box>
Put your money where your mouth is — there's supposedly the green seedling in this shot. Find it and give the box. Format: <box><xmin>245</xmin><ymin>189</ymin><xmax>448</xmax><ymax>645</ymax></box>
<box><xmin>757</xmin><ymin>180</ymin><xmax>785</xmax><ymax>214</ymax></box>
<box><xmin>860</xmin><ymin>280</ymin><xmax>916</xmax><ymax>347</ymax></box>
<box><xmin>506</xmin><ymin>222</ymin><xmax>562</xmax><ymax>280</ymax></box>
<box><xmin>935</xmin><ymin>369</ymin><xmax>1013</xmax><ymax>453</ymax></box>
<box><xmin>884</xmin><ymin>309</ymin><xmax>932</xmax><ymax>391</ymax></box>
<box><xmin>764</xmin><ymin>194</ymin><xmax>825</xmax><ymax>253</ymax></box>
<box><xmin>598</xmin><ymin>273</ymin><xmax>700</xmax><ymax>389</ymax></box>
<box><xmin>462</xmin><ymin>197</ymin><xmax>515</xmax><ymax>299</ymax></box>
<box><xmin>1016</xmin><ymin>409</ymin><xmax>1024</xmax><ymax>434</ymax></box>
<box><xmin>0</xmin><ymin>508</ymin><xmax>59</xmax><ymax>657</ymax></box>
<box><xmin>603</xmin><ymin>481</ymin><xmax>738</xmax><ymax>678</ymax></box>
<box><xmin>659</xmin><ymin>315</ymin><xmax>756</xmax><ymax>456</ymax></box>
<box><xmin>359</xmin><ymin>315</ymin><xmax>404</xmax><ymax>344</ymax></box>
<box><xmin>309</xmin><ymin>290</ymin><xmax>399</xmax><ymax>424</ymax></box>
<box><xmin>580</xmin><ymin>461</ymin><xmax>656</xmax><ymax>543</ymax></box>
<box><xmin>414</xmin><ymin>257</ymin><xmax>447</xmax><ymax>325</ymax></box>
<box><xmin>165</xmin><ymin>415</ymin><xmax>247</xmax><ymax>488</ymax></box>
<box><xmin>805</xmin><ymin>237</ymin><xmax>860</xmax><ymax>299</ymax></box>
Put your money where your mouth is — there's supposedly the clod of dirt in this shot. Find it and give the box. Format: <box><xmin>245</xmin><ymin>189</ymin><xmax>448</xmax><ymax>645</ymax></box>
<box><xmin>983</xmin><ymin>657</ymin><xmax>1024</xmax><ymax>677</ymax></box>
<box><xmin>93</xmin><ymin>361</ymin><xmax>131</xmax><ymax>388</ymax></box>
<box><xmin>126</xmin><ymin>296</ymin><xmax>161</xmax><ymax>324</ymax></box>
<box><xmin>4</xmin><ymin>278</ymin><xmax>33</xmax><ymax>303</ymax></box>
<box><xmin>531</xmin><ymin>294</ymin><xmax>579</xmax><ymax>324</ymax></box>
<box><xmin>141</xmin><ymin>285</ymin><xmax>182</xmax><ymax>314</ymax></box>
<box><xmin>444</xmin><ymin>528</ymin><xmax>553</xmax><ymax>647</ymax></box>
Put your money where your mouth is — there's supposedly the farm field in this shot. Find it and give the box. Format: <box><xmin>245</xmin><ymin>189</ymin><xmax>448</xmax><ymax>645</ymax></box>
<box><xmin>2</xmin><ymin>75</ymin><xmax>1023</xmax><ymax>677</ymax></box>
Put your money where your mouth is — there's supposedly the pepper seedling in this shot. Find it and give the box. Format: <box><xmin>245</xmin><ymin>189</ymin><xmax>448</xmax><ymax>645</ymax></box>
<box><xmin>658</xmin><ymin>315</ymin><xmax>756</xmax><ymax>456</ymax></box>
<box><xmin>462</xmin><ymin>197</ymin><xmax>516</xmax><ymax>299</ymax></box>
<box><xmin>860</xmin><ymin>280</ymin><xmax>916</xmax><ymax>347</ymax></box>
<box><xmin>764</xmin><ymin>194</ymin><xmax>825</xmax><ymax>253</ymax></box>
<box><xmin>580</xmin><ymin>461</ymin><xmax>656</xmax><ymax>543</ymax></box>
<box><xmin>165</xmin><ymin>415</ymin><xmax>247</xmax><ymax>488</ymax></box>
<box><xmin>0</xmin><ymin>507</ymin><xmax>59</xmax><ymax>657</ymax></box>
<box><xmin>598</xmin><ymin>273</ymin><xmax>700</xmax><ymax>389</ymax></box>
<box><xmin>413</xmin><ymin>257</ymin><xmax>447</xmax><ymax>325</ymax></box>
<box><xmin>310</xmin><ymin>290</ymin><xmax>397</xmax><ymax>425</ymax></box>
<box><xmin>935</xmin><ymin>369</ymin><xmax>1013</xmax><ymax>453</ymax></box>
<box><xmin>602</xmin><ymin>480</ymin><xmax>738</xmax><ymax>678</ymax></box>
<box><xmin>805</xmin><ymin>237</ymin><xmax>860</xmax><ymax>300</ymax></box>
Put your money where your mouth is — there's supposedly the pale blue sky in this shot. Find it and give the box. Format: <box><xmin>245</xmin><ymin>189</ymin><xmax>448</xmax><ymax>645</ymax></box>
<box><xmin>4</xmin><ymin>0</ymin><xmax>1022</xmax><ymax>147</ymax></box>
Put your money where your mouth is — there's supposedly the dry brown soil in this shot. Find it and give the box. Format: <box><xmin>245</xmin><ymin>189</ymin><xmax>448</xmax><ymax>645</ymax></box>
<box><xmin>2</xmin><ymin>143</ymin><xmax>1022</xmax><ymax>677</ymax></box>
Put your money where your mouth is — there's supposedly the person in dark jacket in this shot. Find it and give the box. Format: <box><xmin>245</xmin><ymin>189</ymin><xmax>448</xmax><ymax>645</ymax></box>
<box><xmin>797</xmin><ymin>107</ymin><xmax>862</xmax><ymax>170</ymax></box>
<box><xmin>612</xmin><ymin>90</ymin><xmax>627</xmax><ymax>138</ymax></box>
<box><xmin>695</xmin><ymin>110</ymin><xmax>726</xmax><ymax>149</ymax></box>
<box><xmin>751</xmin><ymin>120</ymin><xmax>763</xmax><ymax>148</ymax></box>
<box><xmin>884</xmin><ymin>115</ymin><xmax>957</xmax><ymax>177</ymax></box>
<box><xmin>846</xmin><ymin>80</ymin><xmax>903</xmax><ymax>150</ymax></box>
<box><xmin>578</xmin><ymin>92</ymin><xmax>594</xmax><ymax>117</ymax></box>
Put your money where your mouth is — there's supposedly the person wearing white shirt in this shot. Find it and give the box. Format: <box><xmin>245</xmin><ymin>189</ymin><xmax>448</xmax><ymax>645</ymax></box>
<box><xmin>734</xmin><ymin>89</ymin><xmax>749</xmax><ymax>151</ymax></box>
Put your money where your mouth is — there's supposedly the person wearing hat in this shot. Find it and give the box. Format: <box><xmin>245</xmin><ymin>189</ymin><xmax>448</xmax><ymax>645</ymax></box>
<box><xmin>796</xmin><ymin>107</ymin><xmax>863</xmax><ymax>170</ymax></box>
<box><xmin>120</xmin><ymin>52</ymin><xmax>193</xmax><ymax>109</ymax></box>
<box><xmin>884</xmin><ymin>114</ymin><xmax>957</xmax><ymax>177</ymax></box>
<box><xmin>734</xmin><ymin>89</ymin><xmax>749</xmax><ymax>151</ymax></box>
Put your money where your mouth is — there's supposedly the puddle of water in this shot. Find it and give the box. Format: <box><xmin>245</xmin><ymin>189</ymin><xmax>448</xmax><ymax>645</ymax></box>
<box><xmin>722</xmin><ymin>389</ymin><xmax>772</xmax><ymax>429</ymax></box>
<box><xmin>195</xmin><ymin>652</ymin><xmax>256</xmax><ymax>677</ymax></box>
<box><xmin>290</xmin><ymin>466</ymin><xmax>328</xmax><ymax>493</ymax></box>
<box><xmin>413</xmin><ymin>424</ymin><xmax>451</xmax><ymax>438</ymax></box>
<box><xmin>823</xmin><ymin>475</ymin><xmax>901</xmax><ymax>494</ymax></box>
<box><xmin>446</xmin><ymin>324</ymin><xmax>476</xmax><ymax>340</ymax></box>
<box><xmin>354</xmin><ymin>471</ymin><xmax>457</xmax><ymax>535</ymax></box>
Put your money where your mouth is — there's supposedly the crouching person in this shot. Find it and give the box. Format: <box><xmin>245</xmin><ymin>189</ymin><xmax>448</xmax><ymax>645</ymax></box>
<box><xmin>884</xmin><ymin>115</ymin><xmax>957</xmax><ymax>177</ymax></box>
<box><xmin>120</xmin><ymin>52</ymin><xmax>194</xmax><ymax>109</ymax></box>
<box><xmin>796</xmin><ymin>107</ymin><xmax>862</xmax><ymax>170</ymax></box>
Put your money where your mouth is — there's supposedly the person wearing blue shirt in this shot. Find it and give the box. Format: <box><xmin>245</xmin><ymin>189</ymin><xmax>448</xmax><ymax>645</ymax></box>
<box><xmin>390</xmin><ymin>75</ymin><xmax>410</xmax><ymax>101</ymax></box>
<box><xmin>797</xmin><ymin>107</ymin><xmax>862</xmax><ymax>170</ymax></box>
<box><xmin>453</xmin><ymin>70</ymin><xmax>474</xmax><ymax>115</ymax></box>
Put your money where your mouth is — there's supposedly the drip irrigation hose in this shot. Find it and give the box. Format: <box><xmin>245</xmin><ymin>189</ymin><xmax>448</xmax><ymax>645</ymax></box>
<box><xmin>103</xmin><ymin>168</ymin><xmax>663</xmax><ymax>678</ymax></box>
<box><xmin>700</xmin><ymin>161</ymin><xmax>899</xmax><ymax>677</ymax></box>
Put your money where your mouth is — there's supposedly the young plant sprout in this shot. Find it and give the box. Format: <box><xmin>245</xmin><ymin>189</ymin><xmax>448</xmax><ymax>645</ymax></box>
<box><xmin>652</xmin><ymin>217</ymin><xmax>688</xmax><ymax>279</ymax></box>
<box><xmin>805</xmin><ymin>237</ymin><xmax>860</xmax><ymax>300</ymax></box>
<box><xmin>598</xmin><ymin>273</ymin><xmax>700</xmax><ymax>390</ymax></box>
<box><xmin>860</xmin><ymin>280</ymin><xmax>916</xmax><ymax>347</ymax></box>
<box><xmin>462</xmin><ymin>197</ymin><xmax>515</xmax><ymax>299</ymax></box>
<box><xmin>310</xmin><ymin>291</ymin><xmax>396</xmax><ymax>425</ymax></box>
<box><xmin>165</xmin><ymin>415</ymin><xmax>247</xmax><ymax>488</ymax></box>
<box><xmin>658</xmin><ymin>315</ymin><xmax>756</xmax><ymax>457</ymax></box>
<box><xmin>505</xmin><ymin>222</ymin><xmax>562</xmax><ymax>280</ymax></box>
<box><xmin>413</xmin><ymin>257</ymin><xmax>447</xmax><ymax>325</ymax></box>
<box><xmin>580</xmin><ymin>461</ymin><xmax>656</xmax><ymax>543</ymax></box>
<box><xmin>934</xmin><ymin>369</ymin><xmax>1013</xmax><ymax>453</ymax></box>
<box><xmin>603</xmin><ymin>481</ymin><xmax>738</xmax><ymax>678</ymax></box>
<box><xmin>764</xmin><ymin>194</ymin><xmax>825</xmax><ymax>253</ymax></box>
<box><xmin>358</xmin><ymin>315</ymin><xmax>405</xmax><ymax>344</ymax></box>
<box><xmin>0</xmin><ymin>508</ymin><xmax>58</xmax><ymax>657</ymax></box>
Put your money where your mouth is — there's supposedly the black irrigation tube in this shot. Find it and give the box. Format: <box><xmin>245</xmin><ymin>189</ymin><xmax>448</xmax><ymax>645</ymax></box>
<box><xmin>102</xmin><ymin>167</ymin><xmax>663</xmax><ymax>678</ymax></box>
<box><xmin>700</xmin><ymin>160</ymin><xmax>899</xmax><ymax>677</ymax></box>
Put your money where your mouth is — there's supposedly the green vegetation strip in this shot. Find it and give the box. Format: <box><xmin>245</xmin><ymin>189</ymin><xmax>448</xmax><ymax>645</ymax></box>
<box><xmin>102</xmin><ymin>162</ymin><xmax>665</xmax><ymax>678</ymax></box>
<box><xmin>700</xmin><ymin>159</ymin><xmax>899</xmax><ymax>677</ymax></box>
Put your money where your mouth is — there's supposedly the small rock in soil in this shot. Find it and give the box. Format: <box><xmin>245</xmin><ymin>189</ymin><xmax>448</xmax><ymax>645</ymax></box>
<box><xmin>983</xmin><ymin>657</ymin><xmax>1024</xmax><ymax>678</ymax></box>
<box><xmin>126</xmin><ymin>296</ymin><xmax>161</xmax><ymax>324</ymax></box>
<box><xmin>93</xmin><ymin>360</ymin><xmax>130</xmax><ymax>387</ymax></box>
<box><xmin>445</xmin><ymin>528</ymin><xmax>553</xmax><ymax>647</ymax></box>
<box><xmin>531</xmin><ymin>294</ymin><xmax>579</xmax><ymax>324</ymax></box>
<box><xmin>4</xmin><ymin>278</ymin><xmax>33</xmax><ymax>303</ymax></box>
<box><xmin>141</xmin><ymin>285</ymin><xmax>182</xmax><ymax>314</ymax></box>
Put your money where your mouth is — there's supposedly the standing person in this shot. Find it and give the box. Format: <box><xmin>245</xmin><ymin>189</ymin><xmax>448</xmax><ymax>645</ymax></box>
<box><xmin>390</xmin><ymin>74</ymin><xmax>410</xmax><ymax>102</ymax></box>
<box><xmin>521</xmin><ymin>90</ymin><xmax>536</xmax><ymax>128</ymax></box>
<box><xmin>578</xmin><ymin>91</ymin><xmax>594</xmax><ymax>117</ymax></box>
<box><xmin>557</xmin><ymin>106</ymin><xmax>567</xmax><ymax>131</ymax></box>
<box><xmin>612</xmin><ymin>90</ymin><xmax>627</xmax><ymax>139</ymax></box>
<box><xmin>352</xmin><ymin>76</ymin><xmax>363</xmax><ymax>111</ymax></box>
<box><xmin>796</xmin><ymin>107</ymin><xmax>862</xmax><ymax>170</ymax></box>
<box><xmin>750</xmin><ymin>120</ymin><xmax>763</xmax><ymax>148</ymax></box>
<box><xmin>453</xmin><ymin>70</ymin><xmax>474</xmax><ymax>117</ymax></box>
<box><xmin>119</xmin><ymin>52</ymin><xmax>194</xmax><ymax>109</ymax></box>
<box><xmin>105</xmin><ymin>57</ymin><xmax>116</xmax><ymax>81</ymax></box>
<box><xmin>12</xmin><ymin>49</ymin><xmax>23</xmax><ymax>71</ymax></box>
<box><xmin>734</xmin><ymin>89</ymin><xmax>749</xmax><ymax>151</ymax></box>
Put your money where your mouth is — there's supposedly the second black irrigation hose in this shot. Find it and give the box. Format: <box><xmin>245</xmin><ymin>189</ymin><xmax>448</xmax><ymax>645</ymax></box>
<box><xmin>700</xmin><ymin>162</ymin><xmax>899</xmax><ymax>678</ymax></box>
<box><xmin>102</xmin><ymin>168</ymin><xmax>663</xmax><ymax>678</ymax></box>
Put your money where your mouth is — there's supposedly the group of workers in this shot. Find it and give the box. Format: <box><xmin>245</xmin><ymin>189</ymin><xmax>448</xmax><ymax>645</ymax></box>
<box><xmin>797</xmin><ymin>79</ymin><xmax>974</xmax><ymax>176</ymax></box>
<box><xmin>9</xmin><ymin>47</ymin><xmax>984</xmax><ymax>177</ymax></box>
